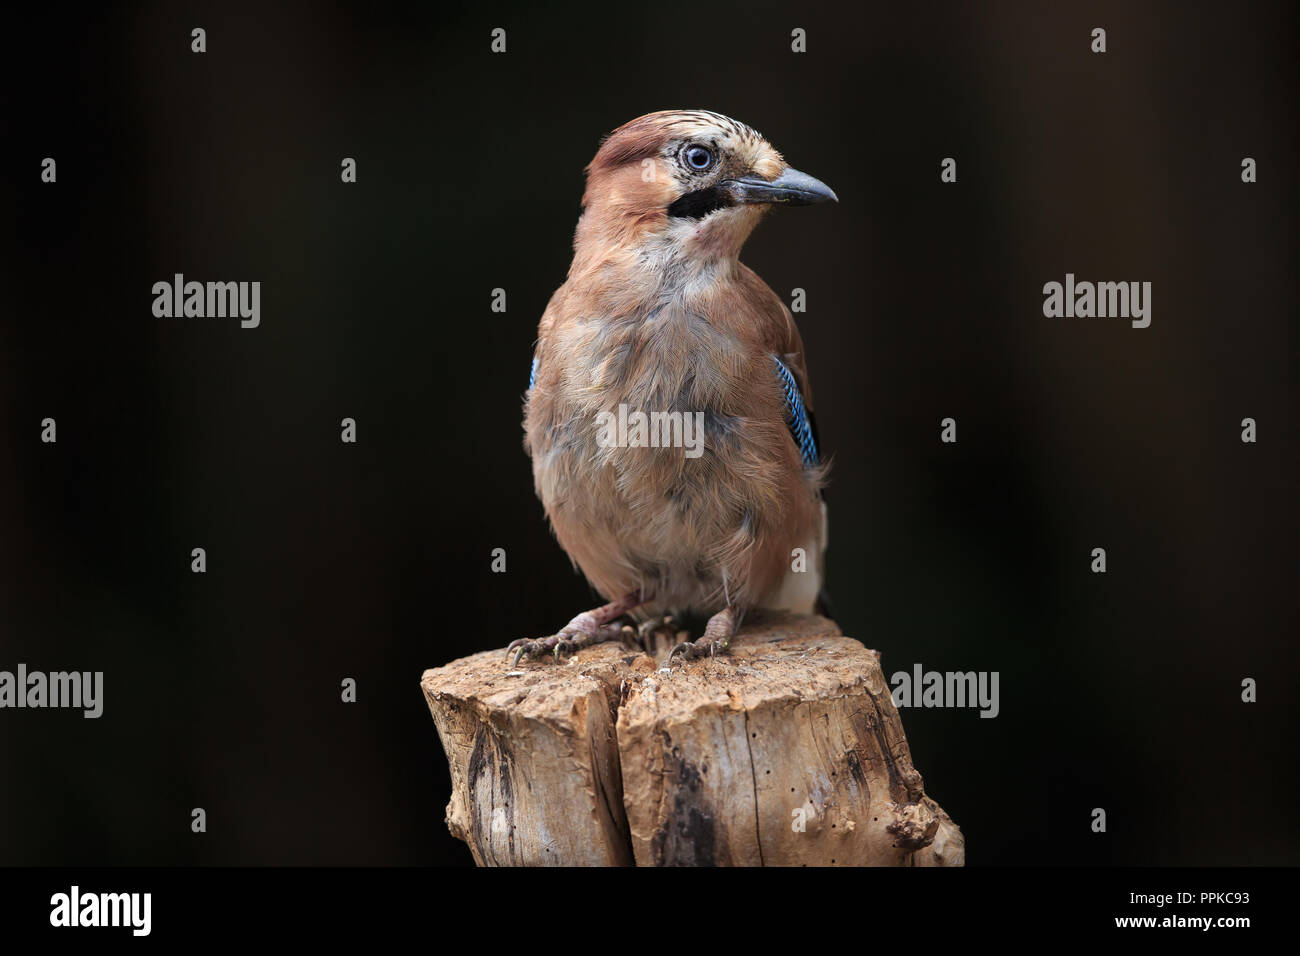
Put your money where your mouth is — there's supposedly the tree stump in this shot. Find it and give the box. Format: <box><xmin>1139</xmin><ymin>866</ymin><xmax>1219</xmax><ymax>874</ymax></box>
<box><xmin>421</xmin><ymin>613</ymin><xmax>964</xmax><ymax>866</ymax></box>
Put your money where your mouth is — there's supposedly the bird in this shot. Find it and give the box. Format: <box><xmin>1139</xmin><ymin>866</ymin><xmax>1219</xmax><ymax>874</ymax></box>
<box><xmin>512</xmin><ymin>109</ymin><xmax>836</xmax><ymax>666</ymax></box>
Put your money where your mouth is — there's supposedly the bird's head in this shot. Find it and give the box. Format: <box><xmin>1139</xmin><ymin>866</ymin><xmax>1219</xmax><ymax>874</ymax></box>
<box><xmin>574</xmin><ymin>109</ymin><xmax>836</xmax><ymax>268</ymax></box>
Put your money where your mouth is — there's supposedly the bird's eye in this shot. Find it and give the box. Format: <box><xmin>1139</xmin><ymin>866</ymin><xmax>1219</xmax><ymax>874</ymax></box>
<box><xmin>683</xmin><ymin>145</ymin><xmax>714</xmax><ymax>171</ymax></box>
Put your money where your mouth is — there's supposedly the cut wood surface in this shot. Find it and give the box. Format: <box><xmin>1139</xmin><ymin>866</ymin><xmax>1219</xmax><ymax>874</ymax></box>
<box><xmin>421</xmin><ymin>613</ymin><xmax>964</xmax><ymax>866</ymax></box>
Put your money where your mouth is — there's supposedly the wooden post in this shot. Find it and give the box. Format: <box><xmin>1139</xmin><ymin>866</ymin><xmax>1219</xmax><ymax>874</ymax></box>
<box><xmin>421</xmin><ymin>613</ymin><xmax>964</xmax><ymax>866</ymax></box>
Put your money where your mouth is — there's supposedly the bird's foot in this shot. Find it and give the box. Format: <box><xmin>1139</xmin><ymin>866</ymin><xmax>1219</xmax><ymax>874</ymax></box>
<box><xmin>506</xmin><ymin>593</ymin><xmax>643</xmax><ymax>666</ymax></box>
<box><xmin>506</xmin><ymin>619</ymin><xmax>628</xmax><ymax>666</ymax></box>
<box><xmin>669</xmin><ymin>608</ymin><xmax>736</xmax><ymax>663</ymax></box>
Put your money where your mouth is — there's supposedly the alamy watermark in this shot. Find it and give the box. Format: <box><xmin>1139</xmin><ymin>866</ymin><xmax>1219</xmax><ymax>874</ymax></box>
<box><xmin>152</xmin><ymin>274</ymin><xmax>260</xmax><ymax>328</ymax></box>
<box><xmin>891</xmin><ymin>664</ymin><xmax>999</xmax><ymax>718</ymax></box>
<box><xmin>50</xmin><ymin>886</ymin><xmax>150</xmax><ymax>936</ymax></box>
<box><xmin>1043</xmin><ymin>273</ymin><xmax>1151</xmax><ymax>328</ymax></box>
<box><xmin>595</xmin><ymin>403</ymin><xmax>705</xmax><ymax>459</ymax></box>
<box><xmin>0</xmin><ymin>665</ymin><xmax>103</xmax><ymax>718</ymax></box>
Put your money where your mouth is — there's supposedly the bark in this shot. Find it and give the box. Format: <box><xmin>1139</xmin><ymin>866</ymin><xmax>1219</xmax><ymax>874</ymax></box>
<box><xmin>421</xmin><ymin>612</ymin><xmax>964</xmax><ymax>866</ymax></box>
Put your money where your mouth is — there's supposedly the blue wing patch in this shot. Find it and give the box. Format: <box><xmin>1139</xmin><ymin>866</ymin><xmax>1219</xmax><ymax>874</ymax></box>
<box><xmin>773</xmin><ymin>355</ymin><xmax>818</xmax><ymax>468</ymax></box>
<box><xmin>528</xmin><ymin>355</ymin><xmax>538</xmax><ymax>390</ymax></box>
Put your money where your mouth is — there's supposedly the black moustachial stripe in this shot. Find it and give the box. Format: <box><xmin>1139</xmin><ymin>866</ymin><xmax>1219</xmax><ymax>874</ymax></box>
<box><xmin>667</xmin><ymin>186</ymin><xmax>732</xmax><ymax>220</ymax></box>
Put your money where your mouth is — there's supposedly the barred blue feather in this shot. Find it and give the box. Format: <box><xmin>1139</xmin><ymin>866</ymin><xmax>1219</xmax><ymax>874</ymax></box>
<box><xmin>773</xmin><ymin>355</ymin><xmax>818</xmax><ymax>467</ymax></box>
<box><xmin>528</xmin><ymin>355</ymin><xmax>538</xmax><ymax>390</ymax></box>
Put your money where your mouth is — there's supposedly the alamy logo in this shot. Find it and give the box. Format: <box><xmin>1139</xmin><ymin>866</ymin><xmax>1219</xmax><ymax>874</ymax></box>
<box><xmin>152</xmin><ymin>274</ymin><xmax>260</xmax><ymax>328</ymax></box>
<box><xmin>1042</xmin><ymin>273</ymin><xmax>1151</xmax><ymax>328</ymax></box>
<box><xmin>595</xmin><ymin>403</ymin><xmax>705</xmax><ymax>459</ymax></box>
<box><xmin>891</xmin><ymin>664</ymin><xmax>999</xmax><ymax>718</ymax></box>
<box><xmin>50</xmin><ymin>886</ymin><xmax>151</xmax><ymax>936</ymax></box>
<box><xmin>0</xmin><ymin>665</ymin><xmax>103</xmax><ymax>718</ymax></box>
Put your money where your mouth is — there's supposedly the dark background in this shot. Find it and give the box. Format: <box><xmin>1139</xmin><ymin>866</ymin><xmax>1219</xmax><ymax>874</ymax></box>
<box><xmin>2</xmin><ymin>1</ymin><xmax>1295</xmax><ymax>866</ymax></box>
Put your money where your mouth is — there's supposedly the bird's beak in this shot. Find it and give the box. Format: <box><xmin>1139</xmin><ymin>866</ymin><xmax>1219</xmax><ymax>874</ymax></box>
<box><xmin>720</xmin><ymin>167</ymin><xmax>838</xmax><ymax>206</ymax></box>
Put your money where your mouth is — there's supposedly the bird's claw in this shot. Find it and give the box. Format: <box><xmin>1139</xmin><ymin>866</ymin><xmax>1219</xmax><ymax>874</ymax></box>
<box><xmin>505</xmin><ymin>621</ymin><xmax>622</xmax><ymax>666</ymax></box>
<box><xmin>506</xmin><ymin>639</ymin><xmax>531</xmax><ymax>668</ymax></box>
<box><xmin>506</xmin><ymin>636</ymin><xmax>558</xmax><ymax>665</ymax></box>
<box><xmin>668</xmin><ymin>608</ymin><xmax>736</xmax><ymax>664</ymax></box>
<box><xmin>668</xmin><ymin>637</ymin><xmax>729</xmax><ymax>662</ymax></box>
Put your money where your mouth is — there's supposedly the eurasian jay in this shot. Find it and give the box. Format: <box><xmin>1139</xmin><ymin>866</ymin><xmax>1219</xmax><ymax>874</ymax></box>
<box><xmin>513</xmin><ymin>110</ymin><xmax>836</xmax><ymax>665</ymax></box>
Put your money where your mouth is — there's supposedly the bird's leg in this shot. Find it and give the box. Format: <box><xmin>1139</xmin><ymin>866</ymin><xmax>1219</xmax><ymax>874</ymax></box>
<box><xmin>506</xmin><ymin>592</ymin><xmax>642</xmax><ymax>665</ymax></box>
<box><xmin>669</xmin><ymin>607</ymin><xmax>736</xmax><ymax>662</ymax></box>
